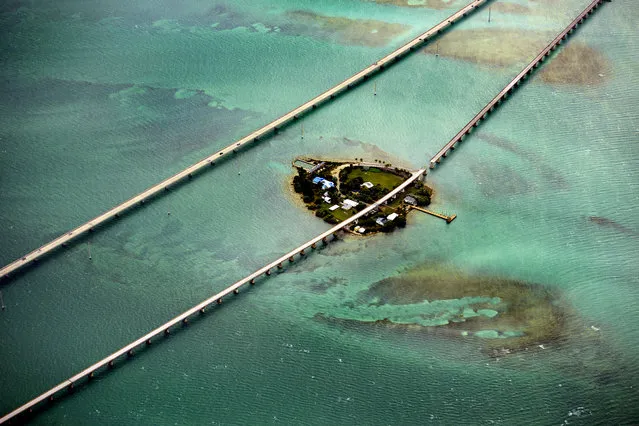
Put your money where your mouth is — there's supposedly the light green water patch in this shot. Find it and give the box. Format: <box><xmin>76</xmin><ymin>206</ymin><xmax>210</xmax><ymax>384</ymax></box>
<box><xmin>151</xmin><ymin>19</ymin><xmax>182</xmax><ymax>32</ymax></box>
<box><xmin>251</xmin><ymin>22</ymin><xmax>272</xmax><ymax>33</ymax></box>
<box><xmin>324</xmin><ymin>296</ymin><xmax>496</xmax><ymax>327</ymax></box>
<box><xmin>174</xmin><ymin>88</ymin><xmax>198</xmax><ymax>99</ymax></box>
<box><xmin>474</xmin><ymin>330</ymin><xmax>500</xmax><ymax>339</ymax></box>
<box><xmin>463</xmin><ymin>308</ymin><xmax>479</xmax><ymax>318</ymax></box>
<box><xmin>478</xmin><ymin>309</ymin><xmax>499</xmax><ymax>318</ymax></box>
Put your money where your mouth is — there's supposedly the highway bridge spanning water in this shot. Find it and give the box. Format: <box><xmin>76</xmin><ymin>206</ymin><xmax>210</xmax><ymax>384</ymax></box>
<box><xmin>1</xmin><ymin>0</ymin><xmax>609</xmax><ymax>422</ymax></box>
<box><xmin>0</xmin><ymin>169</ymin><xmax>426</xmax><ymax>424</ymax></box>
<box><xmin>0</xmin><ymin>0</ymin><xmax>490</xmax><ymax>283</ymax></box>
<box><xmin>428</xmin><ymin>0</ymin><xmax>608</xmax><ymax>169</ymax></box>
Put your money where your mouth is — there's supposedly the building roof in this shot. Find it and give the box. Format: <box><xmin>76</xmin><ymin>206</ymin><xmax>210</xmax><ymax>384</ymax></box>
<box><xmin>312</xmin><ymin>177</ymin><xmax>324</xmax><ymax>184</ymax></box>
<box><xmin>322</xmin><ymin>180</ymin><xmax>335</xmax><ymax>189</ymax></box>
<box><xmin>376</xmin><ymin>217</ymin><xmax>387</xmax><ymax>225</ymax></box>
<box><xmin>357</xmin><ymin>227</ymin><xmax>366</xmax><ymax>233</ymax></box>
<box><xmin>329</xmin><ymin>205</ymin><xmax>340</xmax><ymax>211</ymax></box>
<box><xmin>404</xmin><ymin>195</ymin><xmax>417</xmax><ymax>204</ymax></box>
<box><xmin>343</xmin><ymin>199</ymin><xmax>359</xmax><ymax>207</ymax></box>
<box><xmin>361</xmin><ymin>181</ymin><xmax>374</xmax><ymax>189</ymax></box>
<box><xmin>387</xmin><ymin>213</ymin><xmax>399</xmax><ymax>221</ymax></box>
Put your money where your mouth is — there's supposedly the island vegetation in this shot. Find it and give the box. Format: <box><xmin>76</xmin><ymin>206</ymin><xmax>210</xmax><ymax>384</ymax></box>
<box><xmin>292</xmin><ymin>157</ymin><xmax>432</xmax><ymax>234</ymax></box>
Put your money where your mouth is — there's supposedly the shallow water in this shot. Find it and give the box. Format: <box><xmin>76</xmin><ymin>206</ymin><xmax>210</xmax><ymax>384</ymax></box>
<box><xmin>1</xmin><ymin>0</ymin><xmax>638</xmax><ymax>424</ymax></box>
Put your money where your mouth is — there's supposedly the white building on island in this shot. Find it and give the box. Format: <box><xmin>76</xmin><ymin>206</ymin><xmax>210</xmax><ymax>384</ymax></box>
<box><xmin>341</xmin><ymin>199</ymin><xmax>359</xmax><ymax>210</ymax></box>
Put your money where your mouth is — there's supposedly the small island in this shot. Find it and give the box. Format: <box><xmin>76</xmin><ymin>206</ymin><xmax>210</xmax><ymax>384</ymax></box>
<box><xmin>292</xmin><ymin>157</ymin><xmax>433</xmax><ymax>234</ymax></box>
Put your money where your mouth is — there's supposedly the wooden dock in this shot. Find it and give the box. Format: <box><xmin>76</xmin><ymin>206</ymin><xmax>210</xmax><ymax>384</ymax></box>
<box><xmin>409</xmin><ymin>206</ymin><xmax>457</xmax><ymax>223</ymax></box>
<box><xmin>0</xmin><ymin>0</ymin><xmax>491</xmax><ymax>283</ymax></box>
<box><xmin>428</xmin><ymin>0</ymin><xmax>607</xmax><ymax>170</ymax></box>
<box><xmin>0</xmin><ymin>170</ymin><xmax>426</xmax><ymax>424</ymax></box>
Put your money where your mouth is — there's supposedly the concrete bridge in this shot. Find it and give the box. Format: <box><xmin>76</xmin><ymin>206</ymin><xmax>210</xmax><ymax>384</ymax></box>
<box><xmin>0</xmin><ymin>0</ymin><xmax>611</xmax><ymax>422</ymax></box>
<box><xmin>0</xmin><ymin>169</ymin><xmax>425</xmax><ymax>424</ymax></box>
<box><xmin>428</xmin><ymin>0</ymin><xmax>608</xmax><ymax>169</ymax></box>
<box><xmin>0</xmin><ymin>0</ymin><xmax>491</xmax><ymax>283</ymax></box>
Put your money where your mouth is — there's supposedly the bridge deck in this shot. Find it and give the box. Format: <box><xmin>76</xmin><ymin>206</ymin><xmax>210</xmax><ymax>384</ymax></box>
<box><xmin>0</xmin><ymin>0</ymin><xmax>611</xmax><ymax>422</ymax></box>
<box><xmin>0</xmin><ymin>0</ymin><xmax>490</xmax><ymax>281</ymax></box>
<box><xmin>0</xmin><ymin>170</ymin><xmax>425</xmax><ymax>424</ymax></box>
<box><xmin>429</xmin><ymin>0</ymin><xmax>606</xmax><ymax>168</ymax></box>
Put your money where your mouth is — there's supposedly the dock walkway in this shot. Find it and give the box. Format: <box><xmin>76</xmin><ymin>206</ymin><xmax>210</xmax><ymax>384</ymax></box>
<box><xmin>0</xmin><ymin>0</ymin><xmax>490</xmax><ymax>282</ymax></box>
<box><xmin>428</xmin><ymin>0</ymin><xmax>607</xmax><ymax>169</ymax></box>
<box><xmin>409</xmin><ymin>206</ymin><xmax>456</xmax><ymax>223</ymax></box>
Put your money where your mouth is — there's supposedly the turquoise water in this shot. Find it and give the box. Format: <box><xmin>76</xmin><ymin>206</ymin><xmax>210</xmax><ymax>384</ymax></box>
<box><xmin>1</xmin><ymin>0</ymin><xmax>638</xmax><ymax>424</ymax></box>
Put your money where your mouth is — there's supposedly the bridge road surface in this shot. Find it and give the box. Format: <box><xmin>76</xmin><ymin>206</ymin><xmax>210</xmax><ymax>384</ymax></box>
<box><xmin>0</xmin><ymin>169</ymin><xmax>426</xmax><ymax>424</ymax></box>
<box><xmin>0</xmin><ymin>0</ymin><xmax>491</xmax><ymax>282</ymax></box>
<box><xmin>0</xmin><ymin>0</ymin><xmax>610</xmax><ymax>421</ymax></box>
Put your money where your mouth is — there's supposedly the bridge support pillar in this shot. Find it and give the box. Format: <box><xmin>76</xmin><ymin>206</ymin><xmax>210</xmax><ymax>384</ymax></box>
<box><xmin>300</xmin><ymin>249</ymin><xmax>306</xmax><ymax>256</ymax></box>
<box><xmin>217</xmin><ymin>298</ymin><xmax>223</xmax><ymax>304</ymax></box>
<box><xmin>234</xmin><ymin>289</ymin><xmax>239</xmax><ymax>294</ymax></box>
<box><xmin>266</xmin><ymin>270</ymin><xmax>271</xmax><ymax>276</ymax></box>
<box><xmin>127</xmin><ymin>350</ymin><xmax>134</xmax><ymax>357</ymax></box>
<box><xmin>322</xmin><ymin>237</ymin><xmax>328</xmax><ymax>244</ymax></box>
<box><xmin>277</xmin><ymin>263</ymin><xmax>283</xmax><ymax>269</ymax></box>
<box><xmin>108</xmin><ymin>361</ymin><xmax>114</xmax><ymax>368</ymax></box>
<box><xmin>289</xmin><ymin>257</ymin><xmax>295</xmax><ymax>263</ymax></box>
<box><xmin>250</xmin><ymin>279</ymin><xmax>255</xmax><ymax>285</ymax></box>
<box><xmin>200</xmin><ymin>307</ymin><xmax>206</xmax><ymax>314</ymax></box>
<box><xmin>311</xmin><ymin>243</ymin><xmax>316</xmax><ymax>249</ymax></box>
<box><xmin>146</xmin><ymin>339</ymin><xmax>152</xmax><ymax>345</ymax></box>
<box><xmin>183</xmin><ymin>318</ymin><xmax>189</xmax><ymax>324</ymax></box>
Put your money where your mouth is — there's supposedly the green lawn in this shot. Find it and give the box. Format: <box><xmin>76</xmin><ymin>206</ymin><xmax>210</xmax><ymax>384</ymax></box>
<box><xmin>345</xmin><ymin>168</ymin><xmax>405</xmax><ymax>191</ymax></box>
<box><xmin>329</xmin><ymin>206</ymin><xmax>353</xmax><ymax>222</ymax></box>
